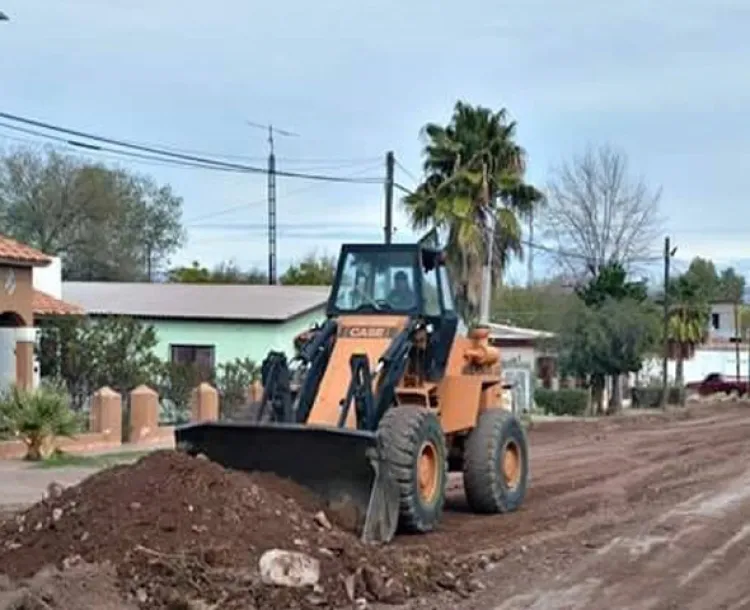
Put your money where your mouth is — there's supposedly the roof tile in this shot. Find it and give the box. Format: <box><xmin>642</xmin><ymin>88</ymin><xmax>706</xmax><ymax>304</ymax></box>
<box><xmin>0</xmin><ymin>235</ymin><xmax>51</xmax><ymax>266</ymax></box>
<box><xmin>32</xmin><ymin>290</ymin><xmax>85</xmax><ymax>316</ymax></box>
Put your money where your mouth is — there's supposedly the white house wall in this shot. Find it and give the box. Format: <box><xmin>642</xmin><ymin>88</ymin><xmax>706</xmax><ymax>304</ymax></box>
<box><xmin>32</xmin><ymin>256</ymin><xmax>62</xmax><ymax>299</ymax></box>
<box><xmin>500</xmin><ymin>345</ymin><xmax>536</xmax><ymax>413</ymax></box>
<box><xmin>642</xmin><ymin>348</ymin><xmax>750</xmax><ymax>384</ymax></box>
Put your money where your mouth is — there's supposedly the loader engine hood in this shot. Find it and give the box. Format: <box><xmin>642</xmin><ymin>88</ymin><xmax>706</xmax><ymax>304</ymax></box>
<box><xmin>306</xmin><ymin>315</ymin><xmax>410</xmax><ymax>428</ymax></box>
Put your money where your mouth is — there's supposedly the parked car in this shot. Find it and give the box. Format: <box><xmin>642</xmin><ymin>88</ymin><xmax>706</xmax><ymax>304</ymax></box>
<box><xmin>685</xmin><ymin>373</ymin><xmax>749</xmax><ymax>396</ymax></box>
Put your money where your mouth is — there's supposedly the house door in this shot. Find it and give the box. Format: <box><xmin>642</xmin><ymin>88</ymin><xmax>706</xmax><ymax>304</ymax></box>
<box><xmin>0</xmin><ymin>328</ymin><xmax>16</xmax><ymax>394</ymax></box>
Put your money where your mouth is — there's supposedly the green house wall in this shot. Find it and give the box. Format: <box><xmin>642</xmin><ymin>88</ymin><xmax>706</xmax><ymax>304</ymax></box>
<box><xmin>143</xmin><ymin>307</ymin><xmax>326</xmax><ymax>365</ymax></box>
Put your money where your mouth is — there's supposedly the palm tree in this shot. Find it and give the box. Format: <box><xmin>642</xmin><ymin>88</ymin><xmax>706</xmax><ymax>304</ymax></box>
<box><xmin>402</xmin><ymin>101</ymin><xmax>543</xmax><ymax>321</ymax></box>
<box><xmin>667</xmin><ymin>275</ymin><xmax>709</xmax><ymax>397</ymax></box>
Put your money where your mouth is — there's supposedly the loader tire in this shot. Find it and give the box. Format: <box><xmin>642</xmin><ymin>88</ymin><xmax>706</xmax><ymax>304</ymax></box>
<box><xmin>463</xmin><ymin>409</ymin><xmax>529</xmax><ymax>514</ymax></box>
<box><xmin>378</xmin><ymin>406</ymin><xmax>447</xmax><ymax>534</ymax></box>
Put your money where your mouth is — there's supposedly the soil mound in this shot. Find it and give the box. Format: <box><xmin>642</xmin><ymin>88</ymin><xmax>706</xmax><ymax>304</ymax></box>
<box><xmin>0</xmin><ymin>451</ymin><xmax>471</xmax><ymax>609</ymax></box>
<box><xmin>0</xmin><ymin>562</ymin><xmax>134</xmax><ymax>610</ymax></box>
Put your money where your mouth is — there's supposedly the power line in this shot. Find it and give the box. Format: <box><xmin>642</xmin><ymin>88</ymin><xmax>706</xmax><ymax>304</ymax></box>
<box><xmin>0</xmin><ymin>110</ymin><xmax>383</xmax><ymax>184</ymax></box>
<box><xmin>183</xmin><ymin>160</ymin><xmax>383</xmax><ymax>225</ymax></box>
<box><xmin>0</xmin><ymin>122</ymin><xmax>249</xmax><ymax>173</ymax></box>
<box><xmin>394</xmin><ymin>157</ymin><xmax>420</xmax><ymax>185</ymax></box>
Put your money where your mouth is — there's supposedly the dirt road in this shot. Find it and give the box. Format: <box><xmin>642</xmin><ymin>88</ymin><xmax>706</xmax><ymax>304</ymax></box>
<box><xmin>393</xmin><ymin>402</ymin><xmax>750</xmax><ymax>609</ymax></box>
<box><xmin>2</xmin><ymin>403</ymin><xmax>750</xmax><ymax>609</ymax></box>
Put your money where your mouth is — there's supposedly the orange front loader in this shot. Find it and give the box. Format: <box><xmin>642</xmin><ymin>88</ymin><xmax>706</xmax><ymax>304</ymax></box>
<box><xmin>175</xmin><ymin>241</ymin><xmax>529</xmax><ymax>543</ymax></box>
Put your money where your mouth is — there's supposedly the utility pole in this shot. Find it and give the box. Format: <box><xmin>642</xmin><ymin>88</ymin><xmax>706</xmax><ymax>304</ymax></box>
<box><xmin>268</xmin><ymin>144</ymin><xmax>277</xmax><ymax>284</ymax></box>
<box><xmin>384</xmin><ymin>151</ymin><xmax>394</xmax><ymax>244</ymax></box>
<box><xmin>660</xmin><ymin>236</ymin><xmax>675</xmax><ymax>409</ymax></box>
<box><xmin>246</xmin><ymin>121</ymin><xmax>299</xmax><ymax>285</ymax></box>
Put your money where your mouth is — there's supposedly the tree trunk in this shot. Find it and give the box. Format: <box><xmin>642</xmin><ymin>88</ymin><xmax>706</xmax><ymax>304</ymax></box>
<box><xmin>591</xmin><ymin>374</ymin><xmax>605</xmax><ymax>415</ymax></box>
<box><xmin>24</xmin><ymin>436</ymin><xmax>44</xmax><ymax>461</ymax></box>
<box><xmin>608</xmin><ymin>374</ymin><xmax>623</xmax><ymax>414</ymax></box>
<box><xmin>676</xmin><ymin>354</ymin><xmax>685</xmax><ymax>407</ymax></box>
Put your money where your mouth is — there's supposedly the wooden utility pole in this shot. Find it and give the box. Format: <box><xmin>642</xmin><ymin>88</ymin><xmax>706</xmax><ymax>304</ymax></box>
<box><xmin>660</xmin><ymin>237</ymin><xmax>679</xmax><ymax>408</ymax></box>
<box><xmin>384</xmin><ymin>151</ymin><xmax>394</xmax><ymax>244</ymax></box>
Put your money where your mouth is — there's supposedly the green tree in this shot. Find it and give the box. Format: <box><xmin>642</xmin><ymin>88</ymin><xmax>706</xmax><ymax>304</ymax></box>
<box><xmin>558</xmin><ymin>296</ymin><xmax>659</xmax><ymax>413</ymax></box>
<box><xmin>575</xmin><ymin>262</ymin><xmax>648</xmax><ymax>307</ymax></box>
<box><xmin>402</xmin><ymin>101</ymin><xmax>543</xmax><ymax>321</ymax></box>
<box><xmin>682</xmin><ymin>257</ymin><xmax>719</xmax><ymax>301</ymax></box>
<box><xmin>717</xmin><ymin>267</ymin><xmax>745</xmax><ymax>303</ymax></box>
<box><xmin>490</xmin><ymin>281</ymin><xmax>579</xmax><ymax>333</ymax></box>
<box><xmin>168</xmin><ymin>260</ymin><xmax>267</xmax><ymax>284</ymax></box>
<box><xmin>280</xmin><ymin>252</ymin><xmax>336</xmax><ymax>285</ymax></box>
<box><xmin>0</xmin><ymin>146</ymin><xmax>186</xmax><ymax>281</ymax></box>
<box><xmin>666</xmin><ymin>274</ymin><xmax>709</xmax><ymax>395</ymax></box>
<box><xmin>681</xmin><ymin>257</ymin><xmax>745</xmax><ymax>304</ymax></box>
<box><xmin>38</xmin><ymin>316</ymin><xmax>162</xmax><ymax>408</ymax></box>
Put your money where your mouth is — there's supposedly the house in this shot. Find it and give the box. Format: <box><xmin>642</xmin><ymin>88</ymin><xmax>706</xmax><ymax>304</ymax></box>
<box><xmin>488</xmin><ymin>323</ymin><xmax>556</xmax><ymax>412</ymax></box>
<box><xmin>62</xmin><ymin>282</ymin><xmax>330</xmax><ymax>373</ymax></box>
<box><xmin>706</xmin><ymin>301</ymin><xmax>740</xmax><ymax>343</ymax></box>
<box><xmin>0</xmin><ymin>236</ymin><xmax>83</xmax><ymax>393</ymax></box>
<box><xmin>641</xmin><ymin>300</ymin><xmax>749</xmax><ymax>385</ymax></box>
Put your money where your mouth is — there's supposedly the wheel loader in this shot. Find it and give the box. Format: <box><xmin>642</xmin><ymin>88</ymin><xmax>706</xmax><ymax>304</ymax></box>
<box><xmin>175</xmin><ymin>240</ymin><xmax>529</xmax><ymax>543</ymax></box>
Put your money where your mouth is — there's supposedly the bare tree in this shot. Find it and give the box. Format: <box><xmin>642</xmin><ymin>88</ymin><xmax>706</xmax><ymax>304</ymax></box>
<box><xmin>540</xmin><ymin>144</ymin><xmax>663</xmax><ymax>278</ymax></box>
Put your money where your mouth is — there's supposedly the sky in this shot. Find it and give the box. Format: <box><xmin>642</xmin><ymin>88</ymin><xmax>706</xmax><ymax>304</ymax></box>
<box><xmin>2</xmin><ymin>0</ymin><xmax>750</xmax><ymax>283</ymax></box>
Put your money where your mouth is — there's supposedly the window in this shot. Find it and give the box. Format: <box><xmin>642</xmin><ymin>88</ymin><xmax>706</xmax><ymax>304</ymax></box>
<box><xmin>422</xmin><ymin>267</ymin><xmax>441</xmax><ymax>316</ymax></box>
<box><xmin>438</xmin><ymin>266</ymin><xmax>455</xmax><ymax>312</ymax></box>
<box><xmin>333</xmin><ymin>249</ymin><xmax>418</xmax><ymax>313</ymax></box>
<box><xmin>170</xmin><ymin>344</ymin><xmax>215</xmax><ymax>380</ymax></box>
<box><xmin>711</xmin><ymin>313</ymin><xmax>720</xmax><ymax>329</ymax></box>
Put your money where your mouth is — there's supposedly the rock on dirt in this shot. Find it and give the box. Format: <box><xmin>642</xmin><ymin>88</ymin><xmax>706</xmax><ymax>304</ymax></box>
<box><xmin>0</xmin><ymin>450</ymin><xmax>470</xmax><ymax>610</ymax></box>
<box><xmin>259</xmin><ymin>549</ymin><xmax>320</xmax><ymax>588</ymax></box>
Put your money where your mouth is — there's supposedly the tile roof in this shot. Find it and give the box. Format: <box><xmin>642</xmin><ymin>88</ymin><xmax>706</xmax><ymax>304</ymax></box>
<box><xmin>62</xmin><ymin>282</ymin><xmax>330</xmax><ymax>322</ymax></box>
<box><xmin>32</xmin><ymin>290</ymin><xmax>85</xmax><ymax>317</ymax></box>
<box><xmin>0</xmin><ymin>236</ymin><xmax>51</xmax><ymax>266</ymax></box>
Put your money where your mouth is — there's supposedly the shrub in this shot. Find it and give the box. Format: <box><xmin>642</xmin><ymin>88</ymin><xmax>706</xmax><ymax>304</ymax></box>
<box><xmin>155</xmin><ymin>362</ymin><xmax>206</xmax><ymax>425</ymax></box>
<box><xmin>216</xmin><ymin>358</ymin><xmax>260</xmax><ymax>419</ymax></box>
<box><xmin>534</xmin><ymin>388</ymin><xmax>589</xmax><ymax>416</ymax></box>
<box><xmin>0</xmin><ymin>381</ymin><xmax>82</xmax><ymax>460</ymax></box>
<box><xmin>631</xmin><ymin>385</ymin><xmax>685</xmax><ymax>408</ymax></box>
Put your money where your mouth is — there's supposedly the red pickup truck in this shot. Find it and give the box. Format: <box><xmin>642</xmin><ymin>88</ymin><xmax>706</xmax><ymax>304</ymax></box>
<box><xmin>685</xmin><ymin>373</ymin><xmax>749</xmax><ymax>396</ymax></box>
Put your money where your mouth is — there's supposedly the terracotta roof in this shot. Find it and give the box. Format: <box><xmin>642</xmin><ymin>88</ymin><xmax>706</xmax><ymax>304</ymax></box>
<box><xmin>0</xmin><ymin>235</ymin><xmax>51</xmax><ymax>266</ymax></box>
<box><xmin>32</xmin><ymin>290</ymin><xmax>85</xmax><ymax>316</ymax></box>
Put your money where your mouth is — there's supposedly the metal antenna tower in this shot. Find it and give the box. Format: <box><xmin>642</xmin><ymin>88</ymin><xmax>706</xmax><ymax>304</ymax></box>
<box><xmin>246</xmin><ymin>120</ymin><xmax>300</xmax><ymax>285</ymax></box>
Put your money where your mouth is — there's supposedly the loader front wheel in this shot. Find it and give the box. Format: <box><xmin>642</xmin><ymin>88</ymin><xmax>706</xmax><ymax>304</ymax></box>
<box><xmin>463</xmin><ymin>409</ymin><xmax>529</xmax><ymax>514</ymax></box>
<box><xmin>378</xmin><ymin>406</ymin><xmax>447</xmax><ymax>534</ymax></box>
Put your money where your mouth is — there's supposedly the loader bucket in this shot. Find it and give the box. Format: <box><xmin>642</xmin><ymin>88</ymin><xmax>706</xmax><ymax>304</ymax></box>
<box><xmin>174</xmin><ymin>421</ymin><xmax>400</xmax><ymax>544</ymax></box>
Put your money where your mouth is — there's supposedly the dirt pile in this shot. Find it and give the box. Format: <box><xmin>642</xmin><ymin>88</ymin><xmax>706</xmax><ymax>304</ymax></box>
<box><xmin>0</xmin><ymin>451</ymin><xmax>473</xmax><ymax>609</ymax></box>
<box><xmin>0</xmin><ymin>562</ymin><xmax>135</xmax><ymax>610</ymax></box>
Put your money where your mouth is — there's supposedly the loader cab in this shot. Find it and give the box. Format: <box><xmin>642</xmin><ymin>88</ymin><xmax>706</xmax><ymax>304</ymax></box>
<box><xmin>327</xmin><ymin>243</ymin><xmax>459</xmax><ymax>378</ymax></box>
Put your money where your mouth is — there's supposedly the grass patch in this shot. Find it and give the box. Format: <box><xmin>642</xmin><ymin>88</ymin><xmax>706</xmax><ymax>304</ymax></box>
<box><xmin>33</xmin><ymin>449</ymin><xmax>154</xmax><ymax>469</ymax></box>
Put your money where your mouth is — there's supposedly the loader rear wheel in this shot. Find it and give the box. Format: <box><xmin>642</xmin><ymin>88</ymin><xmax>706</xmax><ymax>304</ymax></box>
<box><xmin>378</xmin><ymin>406</ymin><xmax>447</xmax><ymax>534</ymax></box>
<box><xmin>463</xmin><ymin>409</ymin><xmax>529</xmax><ymax>514</ymax></box>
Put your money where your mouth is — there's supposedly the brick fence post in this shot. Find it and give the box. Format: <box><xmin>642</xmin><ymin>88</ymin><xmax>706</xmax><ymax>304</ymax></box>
<box><xmin>129</xmin><ymin>385</ymin><xmax>159</xmax><ymax>443</ymax></box>
<box><xmin>90</xmin><ymin>386</ymin><xmax>123</xmax><ymax>445</ymax></box>
<box><xmin>191</xmin><ymin>382</ymin><xmax>219</xmax><ymax>422</ymax></box>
